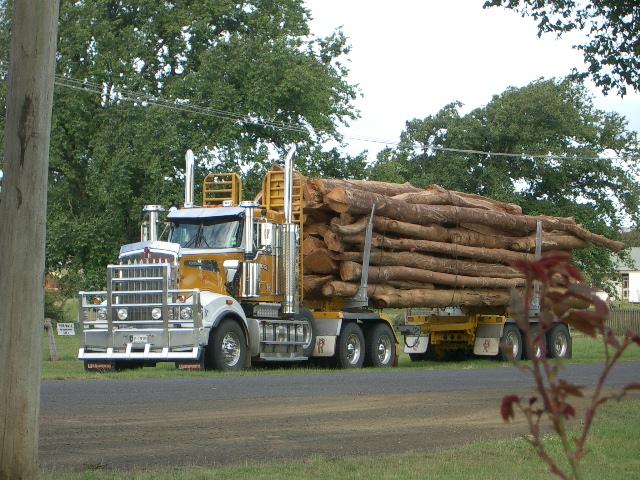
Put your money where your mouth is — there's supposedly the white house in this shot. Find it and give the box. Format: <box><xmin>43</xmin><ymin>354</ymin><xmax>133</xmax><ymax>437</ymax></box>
<box><xmin>615</xmin><ymin>247</ymin><xmax>640</xmax><ymax>303</ymax></box>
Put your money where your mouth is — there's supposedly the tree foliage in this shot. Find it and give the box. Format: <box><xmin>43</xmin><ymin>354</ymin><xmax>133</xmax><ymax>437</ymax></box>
<box><xmin>483</xmin><ymin>1</ymin><xmax>640</xmax><ymax>96</ymax></box>
<box><xmin>367</xmin><ymin>78</ymin><xmax>640</xmax><ymax>286</ymax></box>
<box><xmin>0</xmin><ymin>0</ymin><xmax>362</xmax><ymax>295</ymax></box>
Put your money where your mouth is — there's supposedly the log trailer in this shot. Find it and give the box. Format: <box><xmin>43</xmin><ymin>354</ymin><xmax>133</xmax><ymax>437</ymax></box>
<box><xmin>395</xmin><ymin>222</ymin><xmax>572</xmax><ymax>362</ymax></box>
<box><xmin>78</xmin><ymin>148</ymin><xmax>398</xmax><ymax>371</ymax></box>
<box><xmin>396</xmin><ymin>305</ymin><xmax>572</xmax><ymax>362</ymax></box>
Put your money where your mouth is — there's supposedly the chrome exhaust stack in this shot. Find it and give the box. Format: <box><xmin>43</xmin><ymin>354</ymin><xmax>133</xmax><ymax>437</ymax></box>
<box><xmin>142</xmin><ymin>205</ymin><xmax>165</xmax><ymax>241</ymax></box>
<box><xmin>184</xmin><ymin>149</ymin><xmax>195</xmax><ymax>208</ymax></box>
<box><xmin>281</xmin><ymin>146</ymin><xmax>299</xmax><ymax>316</ymax></box>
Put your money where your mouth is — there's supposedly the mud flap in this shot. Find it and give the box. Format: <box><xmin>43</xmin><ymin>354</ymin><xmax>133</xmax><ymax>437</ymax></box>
<box><xmin>83</xmin><ymin>361</ymin><xmax>115</xmax><ymax>372</ymax></box>
<box><xmin>312</xmin><ymin>335</ymin><xmax>336</xmax><ymax>357</ymax></box>
<box><xmin>403</xmin><ymin>335</ymin><xmax>429</xmax><ymax>355</ymax></box>
<box><xmin>473</xmin><ymin>323</ymin><xmax>504</xmax><ymax>356</ymax></box>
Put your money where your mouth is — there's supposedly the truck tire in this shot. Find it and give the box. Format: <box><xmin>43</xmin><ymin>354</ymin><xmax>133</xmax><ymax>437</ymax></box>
<box><xmin>294</xmin><ymin>307</ymin><xmax>317</xmax><ymax>358</ymax></box>
<box><xmin>547</xmin><ymin>324</ymin><xmax>571</xmax><ymax>360</ymax></box>
<box><xmin>521</xmin><ymin>326</ymin><xmax>544</xmax><ymax>361</ymax></box>
<box><xmin>208</xmin><ymin>319</ymin><xmax>247</xmax><ymax>372</ymax></box>
<box><xmin>499</xmin><ymin>324</ymin><xmax>522</xmax><ymax>362</ymax></box>
<box><xmin>335</xmin><ymin>322</ymin><xmax>365</xmax><ymax>369</ymax></box>
<box><xmin>365</xmin><ymin>323</ymin><xmax>396</xmax><ymax>368</ymax></box>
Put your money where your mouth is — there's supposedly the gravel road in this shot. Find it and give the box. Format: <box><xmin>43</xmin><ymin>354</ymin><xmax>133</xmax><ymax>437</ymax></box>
<box><xmin>39</xmin><ymin>362</ymin><xmax>640</xmax><ymax>471</ymax></box>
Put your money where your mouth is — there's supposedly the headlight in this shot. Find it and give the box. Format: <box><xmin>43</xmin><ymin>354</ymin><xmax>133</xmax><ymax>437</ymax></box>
<box><xmin>97</xmin><ymin>308</ymin><xmax>107</xmax><ymax>321</ymax></box>
<box><xmin>180</xmin><ymin>306</ymin><xmax>193</xmax><ymax>320</ymax></box>
<box><xmin>152</xmin><ymin>307</ymin><xmax>162</xmax><ymax>320</ymax></box>
<box><xmin>117</xmin><ymin>308</ymin><xmax>128</xmax><ymax>320</ymax></box>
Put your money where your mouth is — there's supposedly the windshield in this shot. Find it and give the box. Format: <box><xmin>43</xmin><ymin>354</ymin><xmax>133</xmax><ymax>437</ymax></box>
<box><xmin>170</xmin><ymin>217</ymin><xmax>242</xmax><ymax>249</ymax></box>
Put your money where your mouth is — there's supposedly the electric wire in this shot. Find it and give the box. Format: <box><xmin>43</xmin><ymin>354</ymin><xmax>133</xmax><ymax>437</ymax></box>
<box><xmin>0</xmin><ymin>59</ymin><xmax>638</xmax><ymax>163</ymax></box>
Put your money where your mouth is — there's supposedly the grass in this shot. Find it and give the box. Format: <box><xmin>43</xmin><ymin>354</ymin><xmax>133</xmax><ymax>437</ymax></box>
<box><xmin>39</xmin><ymin>398</ymin><xmax>640</xmax><ymax>479</ymax></box>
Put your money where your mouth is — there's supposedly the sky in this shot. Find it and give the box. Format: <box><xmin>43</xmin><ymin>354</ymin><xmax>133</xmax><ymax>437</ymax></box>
<box><xmin>304</xmin><ymin>0</ymin><xmax>640</xmax><ymax>162</ymax></box>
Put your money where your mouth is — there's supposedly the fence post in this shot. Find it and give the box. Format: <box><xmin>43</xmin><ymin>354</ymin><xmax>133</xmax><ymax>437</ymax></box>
<box><xmin>44</xmin><ymin>318</ymin><xmax>58</xmax><ymax>362</ymax></box>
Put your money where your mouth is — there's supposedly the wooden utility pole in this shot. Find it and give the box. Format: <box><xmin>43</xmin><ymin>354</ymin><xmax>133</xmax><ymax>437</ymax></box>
<box><xmin>0</xmin><ymin>1</ymin><xmax>59</xmax><ymax>478</ymax></box>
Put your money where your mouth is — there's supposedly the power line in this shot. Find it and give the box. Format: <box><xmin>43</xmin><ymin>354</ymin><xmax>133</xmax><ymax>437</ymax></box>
<box><xmin>0</xmin><ymin>60</ymin><xmax>638</xmax><ymax>163</ymax></box>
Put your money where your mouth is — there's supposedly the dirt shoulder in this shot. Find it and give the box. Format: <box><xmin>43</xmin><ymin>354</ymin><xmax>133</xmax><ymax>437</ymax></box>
<box><xmin>40</xmin><ymin>388</ymin><xmax>533</xmax><ymax>471</ymax></box>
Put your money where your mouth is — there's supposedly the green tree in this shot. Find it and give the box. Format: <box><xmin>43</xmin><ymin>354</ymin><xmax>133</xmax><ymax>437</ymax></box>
<box><xmin>0</xmin><ymin>0</ymin><xmax>361</xmax><ymax>295</ymax></box>
<box><xmin>483</xmin><ymin>1</ymin><xmax>640</xmax><ymax>96</ymax></box>
<box><xmin>368</xmin><ymin>78</ymin><xmax>640</xmax><ymax>286</ymax></box>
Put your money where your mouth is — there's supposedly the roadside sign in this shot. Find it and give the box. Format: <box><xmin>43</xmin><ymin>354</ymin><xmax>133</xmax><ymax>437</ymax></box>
<box><xmin>56</xmin><ymin>323</ymin><xmax>75</xmax><ymax>336</ymax></box>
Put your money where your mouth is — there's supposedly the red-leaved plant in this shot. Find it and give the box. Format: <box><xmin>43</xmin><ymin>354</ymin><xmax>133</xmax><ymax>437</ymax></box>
<box><xmin>502</xmin><ymin>251</ymin><xmax>640</xmax><ymax>480</ymax></box>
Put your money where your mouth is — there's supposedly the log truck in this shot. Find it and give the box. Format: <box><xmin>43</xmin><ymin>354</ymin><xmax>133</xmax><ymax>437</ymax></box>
<box><xmin>78</xmin><ymin>147</ymin><xmax>398</xmax><ymax>371</ymax></box>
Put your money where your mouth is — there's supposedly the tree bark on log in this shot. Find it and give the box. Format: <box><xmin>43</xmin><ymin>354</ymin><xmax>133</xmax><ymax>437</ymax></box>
<box><xmin>339</xmin><ymin>233</ymin><xmax>535</xmax><ymax>264</ymax></box>
<box><xmin>303</xmin><ymin>275</ymin><xmax>335</xmax><ymax>298</ymax></box>
<box><xmin>340</xmin><ymin>261</ymin><xmax>525</xmax><ymax>289</ymax></box>
<box><xmin>383</xmin><ymin>280</ymin><xmax>435</xmax><ymax>290</ymax></box>
<box><xmin>324</xmin><ymin>187</ymin><xmax>624</xmax><ymax>252</ymax></box>
<box><xmin>321</xmin><ymin>281</ymin><xmax>403</xmax><ymax>298</ymax></box>
<box><xmin>339</xmin><ymin>249</ymin><xmax>523</xmax><ymax>278</ymax></box>
<box><xmin>395</xmin><ymin>184</ymin><xmax>522</xmax><ymax>215</ymax></box>
<box><xmin>371</xmin><ymin>288</ymin><xmax>513</xmax><ymax>308</ymax></box>
<box><xmin>305</xmin><ymin>178</ymin><xmax>422</xmax><ymax>203</ymax></box>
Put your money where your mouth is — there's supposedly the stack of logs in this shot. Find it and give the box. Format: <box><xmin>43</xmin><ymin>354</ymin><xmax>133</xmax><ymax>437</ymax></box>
<box><xmin>299</xmin><ymin>178</ymin><xmax>625</xmax><ymax>309</ymax></box>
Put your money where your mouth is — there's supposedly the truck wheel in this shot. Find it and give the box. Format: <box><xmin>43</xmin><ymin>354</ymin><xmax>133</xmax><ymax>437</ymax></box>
<box><xmin>294</xmin><ymin>307</ymin><xmax>317</xmax><ymax>358</ymax></box>
<box><xmin>208</xmin><ymin>319</ymin><xmax>247</xmax><ymax>372</ymax></box>
<box><xmin>335</xmin><ymin>322</ymin><xmax>365</xmax><ymax>369</ymax></box>
<box><xmin>499</xmin><ymin>324</ymin><xmax>522</xmax><ymax>362</ymax></box>
<box><xmin>365</xmin><ymin>323</ymin><xmax>396</xmax><ymax>368</ymax></box>
<box><xmin>547</xmin><ymin>324</ymin><xmax>571</xmax><ymax>360</ymax></box>
<box><xmin>521</xmin><ymin>326</ymin><xmax>544</xmax><ymax>360</ymax></box>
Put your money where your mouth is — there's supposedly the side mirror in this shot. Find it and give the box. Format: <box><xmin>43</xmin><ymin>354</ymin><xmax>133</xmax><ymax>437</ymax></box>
<box><xmin>223</xmin><ymin>260</ymin><xmax>239</xmax><ymax>285</ymax></box>
<box><xmin>259</xmin><ymin>222</ymin><xmax>274</xmax><ymax>249</ymax></box>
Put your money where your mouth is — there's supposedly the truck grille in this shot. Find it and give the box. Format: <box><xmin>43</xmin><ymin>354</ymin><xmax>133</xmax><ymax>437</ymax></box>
<box><xmin>78</xmin><ymin>258</ymin><xmax>203</xmax><ymax>360</ymax></box>
<box><xmin>109</xmin><ymin>263</ymin><xmax>172</xmax><ymax>322</ymax></box>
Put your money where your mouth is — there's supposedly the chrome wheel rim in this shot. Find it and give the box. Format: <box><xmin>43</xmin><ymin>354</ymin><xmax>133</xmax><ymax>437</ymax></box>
<box><xmin>377</xmin><ymin>334</ymin><xmax>392</xmax><ymax>365</ymax></box>
<box><xmin>554</xmin><ymin>332</ymin><xmax>568</xmax><ymax>358</ymax></box>
<box><xmin>345</xmin><ymin>333</ymin><xmax>362</xmax><ymax>365</ymax></box>
<box><xmin>505</xmin><ymin>331</ymin><xmax>519</xmax><ymax>356</ymax></box>
<box><xmin>222</xmin><ymin>332</ymin><xmax>241</xmax><ymax>367</ymax></box>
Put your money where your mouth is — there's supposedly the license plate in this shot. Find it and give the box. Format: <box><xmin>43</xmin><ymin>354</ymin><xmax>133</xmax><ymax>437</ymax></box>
<box><xmin>131</xmin><ymin>334</ymin><xmax>148</xmax><ymax>344</ymax></box>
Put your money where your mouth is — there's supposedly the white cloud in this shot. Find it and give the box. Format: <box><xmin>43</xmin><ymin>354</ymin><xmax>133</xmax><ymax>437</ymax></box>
<box><xmin>305</xmin><ymin>0</ymin><xmax>640</xmax><ymax>160</ymax></box>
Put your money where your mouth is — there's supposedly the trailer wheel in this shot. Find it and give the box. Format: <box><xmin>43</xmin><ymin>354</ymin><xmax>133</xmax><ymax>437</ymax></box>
<box><xmin>499</xmin><ymin>324</ymin><xmax>522</xmax><ymax>362</ymax></box>
<box><xmin>521</xmin><ymin>326</ymin><xmax>544</xmax><ymax>360</ymax></box>
<box><xmin>547</xmin><ymin>324</ymin><xmax>571</xmax><ymax>360</ymax></box>
<box><xmin>294</xmin><ymin>307</ymin><xmax>317</xmax><ymax>358</ymax></box>
<box><xmin>208</xmin><ymin>319</ymin><xmax>247</xmax><ymax>372</ymax></box>
<box><xmin>365</xmin><ymin>323</ymin><xmax>396</xmax><ymax>368</ymax></box>
<box><xmin>335</xmin><ymin>322</ymin><xmax>365</xmax><ymax>369</ymax></box>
